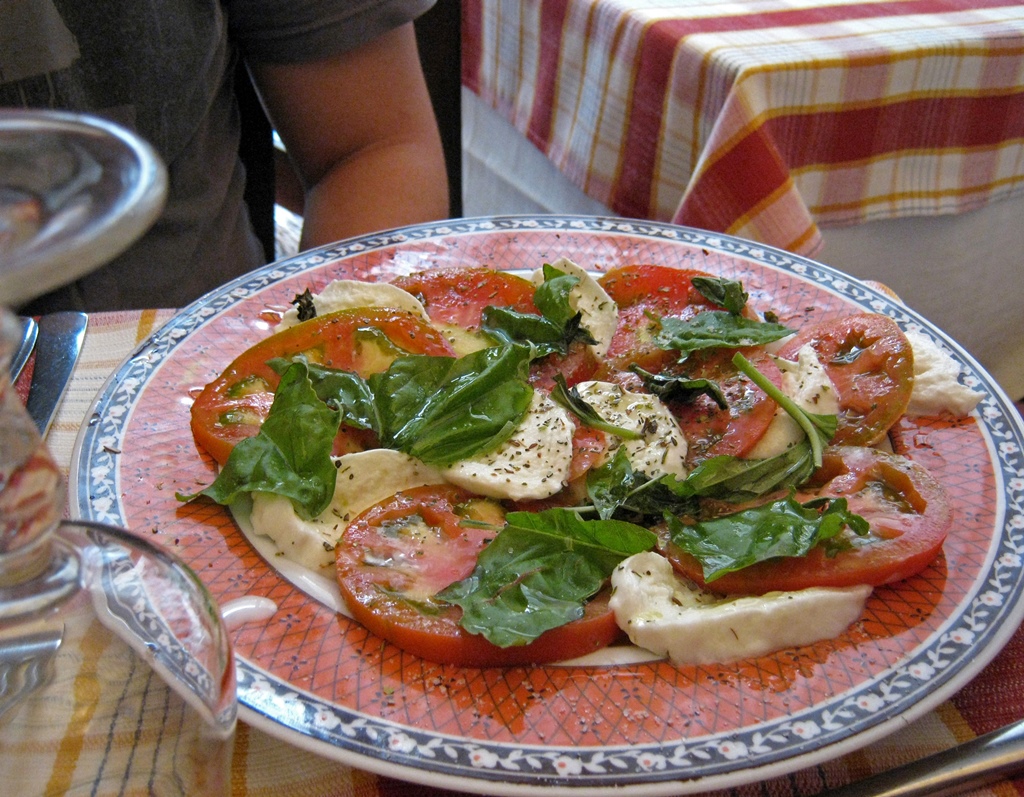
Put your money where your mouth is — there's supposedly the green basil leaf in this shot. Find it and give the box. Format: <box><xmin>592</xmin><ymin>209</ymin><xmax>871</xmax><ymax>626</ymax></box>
<box><xmin>586</xmin><ymin>448</ymin><xmax>697</xmax><ymax>520</ymax></box>
<box><xmin>630</xmin><ymin>365</ymin><xmax>728</xmax><ymax>408</ymax></box>
<box><xmin>480</xmin><ymin>305</ymin><xmax>566</xmax><ymax>356</ymax></box>
<box><xmin>692</xmin><ymin>276</ymin><xmax>749</xmax><ymax>315</ymax></box>
<box><xmin>731</xmin><ymin>352</ymin><xmax>837</xmax><ymax>469</ymax></box>
<box><xmin>533</xmin><ymin>264</ymin><xmax>587</xmax><ymax>328</ymax></box>
<box><xmin>681</xmin><ymin>441</ymin><xmax>817</xmax><ymax>503</ymax></box>
<box><xmin>666</xmin><ymin>494</ymin><xmax>869</xmax><ymax>582</ymax></box>
<box><xmin>369</xmin><ymin>344</ymin><xmax>534</xmax><ymax>466</ymax></box>
<box><xmin>438</xmin><ymin>508</ymin><xmax>655</xmax><ymax>647</ymax></box>
<box><xmin>655</xmin><ymin>311</ymin><xmax>793</xmax><ymax>355</ymax></box>
<box><xmin>549</xmin><ymin>374</ymin><xmax>642</xmax><ymax>440</ymax></box>
<box><xmin>290</xmin><ymin>288</ymin><xmax>317</xmax><ymax>321</ymax></box>
<box><xmin>480</xmin><ymin>264</ymin><xmax>597</xmax><ymax>356</ymax></box>
<box><xmin>267</xmin><ymin>357</ymin><xmax>379</xmax><ymax>432</ymax></box>
<box><xmin>179</xmin><ymin>362</ymin><xmax>341</xmax><ymax>519</ymax></box>
<box><xmin>587</xmin><ymin>447</ymin><xmax>649</xmax><ymax>520</ymax></box>
<box><xmin>587</xmin><ymin>443</ymin><xmax>822</xmax><ymax>519</ymax></box>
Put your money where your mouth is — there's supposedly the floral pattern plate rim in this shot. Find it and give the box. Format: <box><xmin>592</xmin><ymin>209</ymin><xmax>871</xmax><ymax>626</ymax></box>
<box><xmin>69</xmin><ymin>216</ymin><xmax>1024</xmax><ymax>795</ymax></box>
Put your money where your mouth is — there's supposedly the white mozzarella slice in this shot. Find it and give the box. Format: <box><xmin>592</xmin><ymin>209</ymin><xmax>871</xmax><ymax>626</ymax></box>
<box><xmin>249</xmin><ymin>449</ymin><xmax>445</xmax><ymax>571</ymax></box>
<box><xmin>440</xmin><ymin>391</ymin><xmax>574</xmax><ymax>501</ymax></box>
<box><xmin>434</xmin><ymin>322</ymin><xmax>493</xmax><ymax>357</ymax></box>
<box><xmin>610</xmin><ymin>552</ymin><xmax>871</xmax><ymax>665</ymax></box>
<box><xmin>904</xmin><ymin>330</ymin><xmax>982</xmax><ymax>417</ymax></box>
<box><xmin>745</xmin><ymin>344</ymin><xmax>840</xmax><ymax>459</ymax></box>
<box><xmin>573</xmin><ymin>380</ymin><xmax>688</xmax><ymax>479</ymax></box>
<box><xmin>276</xmin><ymin>279</ymin><xmax>430</xmax><ymax>331</ymax></box>
<box><xmin>532</xmin><ymin>257</ymin><xmax>618</xmax><ymax>358</ymax></box>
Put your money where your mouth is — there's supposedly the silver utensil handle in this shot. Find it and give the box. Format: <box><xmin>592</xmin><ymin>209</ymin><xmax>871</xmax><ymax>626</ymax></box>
<box><xmin>828</xmin><ymin>719</ymin><xmax>1024</xmax><ymax>797</ymax></box>
<box><xmin>25</xmin><ymin>311</ymin><xmax>87</xmax><ymax>437</ymax></box>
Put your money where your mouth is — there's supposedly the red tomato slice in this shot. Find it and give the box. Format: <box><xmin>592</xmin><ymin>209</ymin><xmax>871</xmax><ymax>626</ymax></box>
<box><xmin>567</xmin><ymin>422</ymin><xmax>609</xmax><ymax>482</ymax></box>
<box><xmin>777</xmin><ymin>313</ymin><xmax>914</xmax><ymax>446</ymax></box>
<box><xmin>529</xmin><ymin>339</ymin><xmax>601</xmax><ymax>390</ymax></box>
<box><xmin>662</xmin><ymin>446</ymin><xmax>951</xmax><ymax>594</ymax></box>
<box><xmin>507</xmin><ymin>422</ymin><xmax>609</xmax><ymax>513</ymax></box>
<box><xmin>599</xmin><ymin>264</ymin><xmax>718</xmax><ymax>310</ymax></box>
<box><xmin>336</xmin><ymin>484</ymin><xmax>621</xmax><ymax>666</ymax></box>
<box><xmin>190</xmin><ymin>308</ymin><xmax>455</xmax><ymax>464</ymax></box>
<box><xmin>665</xmin><ymin>347</ymin><xmax>785</xmax><ymax>466</ymax></box>
<box><xmin>597</xmin><ymin>264</ymin><xmax>724</xmax><ymax>373</ymax></box>
<box><xmin>391</xmin><ymin>266</ymin><xmax>539</xmax><ymax>331</ymax></box>
<box><xmin>594</xmin><ymin>264</ymin><xmax>784</xmax><ymax>465</ymax></box>
<box><xmin>393</xmin><ymin>265</ymin><xmax>600</xmax><ymax>388</ymax></box>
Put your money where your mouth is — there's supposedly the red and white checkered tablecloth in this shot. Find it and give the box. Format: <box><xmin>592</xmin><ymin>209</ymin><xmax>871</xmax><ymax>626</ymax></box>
<box><xmin>462</xmin><ymin>0</ymin><xmax>1024</xmax><ymax>257</ymax></box>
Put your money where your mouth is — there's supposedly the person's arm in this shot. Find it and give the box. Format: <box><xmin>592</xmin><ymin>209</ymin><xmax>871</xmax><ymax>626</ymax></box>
<box><xmin>248</xmin><ymin>22</ymin><xmax>449</xmax><ymax>248</ymax></box>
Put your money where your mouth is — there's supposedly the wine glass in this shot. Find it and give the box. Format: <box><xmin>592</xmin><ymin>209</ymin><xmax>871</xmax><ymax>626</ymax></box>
<box><xmin>0</xmin><ymin>108</ymin><xmax>166</xmax><ymax>307</ymax></box>
<box><xmin>0</xmin><ymin>110</ymin><xmax>236</xmax><ymax>795</ymax></box>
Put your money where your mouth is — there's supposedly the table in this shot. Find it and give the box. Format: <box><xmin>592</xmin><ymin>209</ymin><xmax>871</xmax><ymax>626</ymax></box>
<box><xmin>24</xmin><ymin>308</ymin><xmax>1024</xmax><ymax>795</ymax></box>
<box><xmin>461</xmin><ymin>0</ymin><xmax>1024</xmax><ymax>397</ymax></box>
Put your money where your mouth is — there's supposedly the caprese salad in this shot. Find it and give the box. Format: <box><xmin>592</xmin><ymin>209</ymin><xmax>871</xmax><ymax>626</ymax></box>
<box><xmin>182</xmin><ymin>260</ymin><xmax>982</xmax><ymax>667</ymax></box>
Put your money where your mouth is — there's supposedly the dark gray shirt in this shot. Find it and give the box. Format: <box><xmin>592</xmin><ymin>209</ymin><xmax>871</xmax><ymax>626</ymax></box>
<box><xmin>1</xmin><ymin>0</ymin><xmax>433</xmax><ymax>311</ymax></box>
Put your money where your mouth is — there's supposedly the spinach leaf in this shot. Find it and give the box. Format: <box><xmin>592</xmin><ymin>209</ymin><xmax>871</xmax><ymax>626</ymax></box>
<box><xmin>692</xmin><ymin>276</ymin><xmax>749</xmax><ymax>315</ymax></box>
<box><xmin>655</xmin><ymin>311</ymin><xmax>793</xmax><ymax>356</ymax></box>
<box><xmin>480</xmin><ymin>263</ymin><xmax>597</xmax><ymax>356</ymax></box>
<box><xmin>179</xmin><ymin>361</ymin><xmax>341</xmax><ymax>519</ymax></box>
<box><xmin>438</xmin><ymin>508</ymin><xmax>655</xmax><ymax>647</ymax></box>
<box><xmin>369</xmin><ymin>344</ymin><xmax>535</xmax><ymax>466</ymax></box>
<box><xmin>666</xmin><ymin>494</ymin><xmax>869</xmax><ymax>582</ymax></box>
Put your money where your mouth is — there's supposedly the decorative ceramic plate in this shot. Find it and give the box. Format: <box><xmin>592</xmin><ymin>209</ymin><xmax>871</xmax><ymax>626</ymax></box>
<box><xmin>69</xmin><ymin>216</ymin><xmax>1024</xmax><ymax>795</ymax></box>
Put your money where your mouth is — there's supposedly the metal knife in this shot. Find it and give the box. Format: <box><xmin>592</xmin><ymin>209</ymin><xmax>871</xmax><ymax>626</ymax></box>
<box><xmin>25</xmin><ymin>311</ymin><xmax>88</xmax><ymax>437</ymax></box>
<box><xmin>823</xmin><ymin>716</ymin><xmax>1024</xmax><ymax>797</ymax></box>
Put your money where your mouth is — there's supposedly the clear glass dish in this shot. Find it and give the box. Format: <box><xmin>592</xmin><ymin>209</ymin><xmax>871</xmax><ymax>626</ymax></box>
<box><xmin>0</xmin><ymin>307</ymin><xmax>236</xmax><ymax>795</ymax></box>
